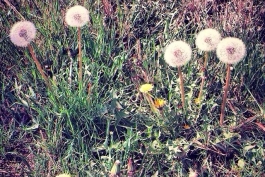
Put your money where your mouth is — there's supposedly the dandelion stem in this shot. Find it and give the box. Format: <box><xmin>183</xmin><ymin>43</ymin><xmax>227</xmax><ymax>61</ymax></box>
<box><xmin>78</xmin><ymin>27</ymin><xmax>82</xmax><ymax>85</ymax></box>
<box><xmin>203</xmin><ymin>52</ymin><xmax>209</xmax><ymax>68</ymax></box>
<box><xmin>197</xmin><ymin>52</ymin><xmax>208</xmax><ymax>103</ymax></box>
<box><xmin>28</xmin><ymin>44</ymin><xmax>51</xmax><ymax>90</ymax></box>
<box><xmin>28</xmin><ymin>45</ymin><xmax>61</xmax><ymax>107</ymax></box>
<box><xmin>178</xmin><ymin>66</ymin><xmax>185</xmax><ymax>110</ymax></box>
<box><xmin>220</xmin><ymin>64</ymin><xmax>231</xmax><ymax>126</ymax></box>
<box><xmin>127</xmin><ymin>158</ymin><xmax>135</xmax><ymax>177</ymax></box>
<box><xmin>103</xmin><ymin>119</ymin><xmax>110</xmax><ymax>148</ymax></box>
<box><xmin>197</xmin><ymin>76</ymin><xmax>205</xmax><ymax>104</ymax></box>
<box><xmin>68</xmin><ymin>57</ymin><xmax>73</xmax><ymax>86</ymax></box>
<box><xmin>144</xmin><ymin>93</ymin><xmax>159</xmax><ymax>114</ymax></box>
<box><xmin>67</xmin><ymin>47</ymin><xmax>73</xmax><ymax>87</ymax></box>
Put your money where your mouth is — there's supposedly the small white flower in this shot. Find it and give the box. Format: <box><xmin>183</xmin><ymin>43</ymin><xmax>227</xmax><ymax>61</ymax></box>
<box><xmin>164</xmin><ymin>41</ymin><xmax>192</xmax><ymax>67</ymax></box>
<box><xmin>65</xmin><ymin>5</ymin><xmax>89</xmax><ymax>27</ymax></box>
<box><xmin>216</xmin><ymin>37</ymin><xmax>246</xmax><ymax>64</ymax></box>
<box><xmin>189</xmin><ymin>171</ymin><xmax>198</xmax><ymax>177</ymax></box>
<box><xmin>195</xmin><ymin>28</ymin><xmax>221</xmax><ymax>51</ymax></box>
<box><xmin>10</xmin><ymin>21</ymin><xmax>36</xmax><ymax>47</ymax></box>
<box><xmin>56</xmin><ymin>174</ymin><xmax>71</xmax><ymax>177</ymax></box>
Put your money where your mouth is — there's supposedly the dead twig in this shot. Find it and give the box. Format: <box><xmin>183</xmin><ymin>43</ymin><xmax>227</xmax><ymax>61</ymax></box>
<box><xmin>229</xmin><ymin>115</ymin><xmax>257</xmax><ymax>132</ymax></box>
<box><xmin>193</xmin><ymin>140</ymin><xmax>226</xmax><ymax>156</ymax></box>
<box><xmin>255</xmin><ymin>122</ymin><xmax>265</xmax><ymax>132</ymax></box>
<box><xmin>3</xmin><ymin>0</ymin><xmax>25</xmax><ymax>20</ymax></box>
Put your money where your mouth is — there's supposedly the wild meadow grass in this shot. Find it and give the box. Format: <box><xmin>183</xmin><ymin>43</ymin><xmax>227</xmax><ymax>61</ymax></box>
<box><xmin>0</xmin><ymin>0</ymin><xmax>265</xmax><ymax>176</ymax></box>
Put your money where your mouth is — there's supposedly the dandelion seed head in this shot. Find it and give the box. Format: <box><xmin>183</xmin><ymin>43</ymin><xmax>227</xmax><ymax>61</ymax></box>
<box><xmin>65</xmin><ymin>5</ymin><xmax>89</xmax><ymax>27</ymax></box>
<box><xmin>164</xmin><ymin>41</ymin><xmax>192</xmax><ymax>67</ymax></box>
<box><xmin>195</xmin><ymin>28</ymin><xmax>221</xmax><ymax>51</ymax></box>
<box><xmin>10</xmin><ymin>21</ymin><xmax>36</xmax><ymax>47</ymax></box>
<box><xmin>216</xmin><ymin>37</ymin><xmax>246</xmax><ymax>64</ymax></box>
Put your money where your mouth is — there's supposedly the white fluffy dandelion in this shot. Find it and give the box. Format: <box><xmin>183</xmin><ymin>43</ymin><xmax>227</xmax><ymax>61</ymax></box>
<box><xmin>195</xmin><ymin>29</ymin><xmax>221</xmax><ymax>104</ymax></box>
<box><xmin>10</xmin><ymin>21</ymin><xmax>36</xmax><ymax>47</ymax></box>
<box><xmin>164</xmin><ymin>40</ymin><xmax>192</xmax><ymax>110</ymax></box>
<box><xmin>164</xmin><ymin>40</ymin><xmax>192</xmax><ymax>67</ymax></box>
<box><xmin>65</xmin><ymin>5</ymin><xmax>89</xmax><ymax>27</ymax></box>
<box><xmin>195</xmin><ymin>28</ymin><xmax>221</xmax><ymax>51</ymax></box>
<box><xmin>65</xmin><ymin>5</ymin><xmax>89</xmax><ymax>83</ymax></box>
<box><xmin>218</xmin><ymin>37</ymin><xmax>246</xmax><ymax>126</ymax></box>
<box><xmin>216</xmin><ymin>37</ymin><xmax>246</xmax><ymax>64</ymax></box>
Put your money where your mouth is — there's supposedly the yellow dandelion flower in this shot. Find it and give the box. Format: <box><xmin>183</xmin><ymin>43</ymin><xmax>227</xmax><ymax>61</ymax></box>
<box><xmin>139</xmin><ymin>84</ymin><xmax>153</xmax><ymax>93</ymax></box>
<box><xmin>56</xmin><ymin>173</ymin><xmax>71</xmax><ymax>177</ymax></box>
<box><xmin>194</xmin><ymin>98</ymin><xmax>201</xmax><ymax>105</ymax></box>
<box><xmin>154</xmin><ymin>98</ymin><xmax>166</xmax><ymax>108</ymax></box>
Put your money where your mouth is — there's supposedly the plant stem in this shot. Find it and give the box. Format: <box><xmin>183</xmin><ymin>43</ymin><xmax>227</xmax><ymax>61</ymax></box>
<box><xmin>203</xmin><ymin>52</ymin><xmax>209</xmax><ymax>69</ymax></box>
<box><xmin>197</xmin><ymin>52</ymin><xmax>209</xmax><ymax>104</ymax></box>
<box><xmin>178</xmin><ymin>66</ymin><xmax>185</xmax><ymax>110</ymax></box>
<box><xmin>67</xmin><ymin>47</ymin><xmax>74</xmax><ymax>87</ymax></box>
<box><xmin>220</xmin><ymin>64</ymin><xmax>231</xmax><ymax>126</ymax></box>
<box><xmin>104</xmin><ymin>118</ymin><xmax>110</xmax><ymax>148</ymax></box>
<box><xmin>28</xmin><ymin>44</ymin><xmax>51</xmax><ymax>90</ymax></box>
<box><xmin>78</xmin><ymin>27</ymin><xmax>82</xmax><ymax>84</ymax></box>
<box><xmin>144</xmin><ymin>93</ymin><xmax>159</xmax><ymax>114</ymax></box>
